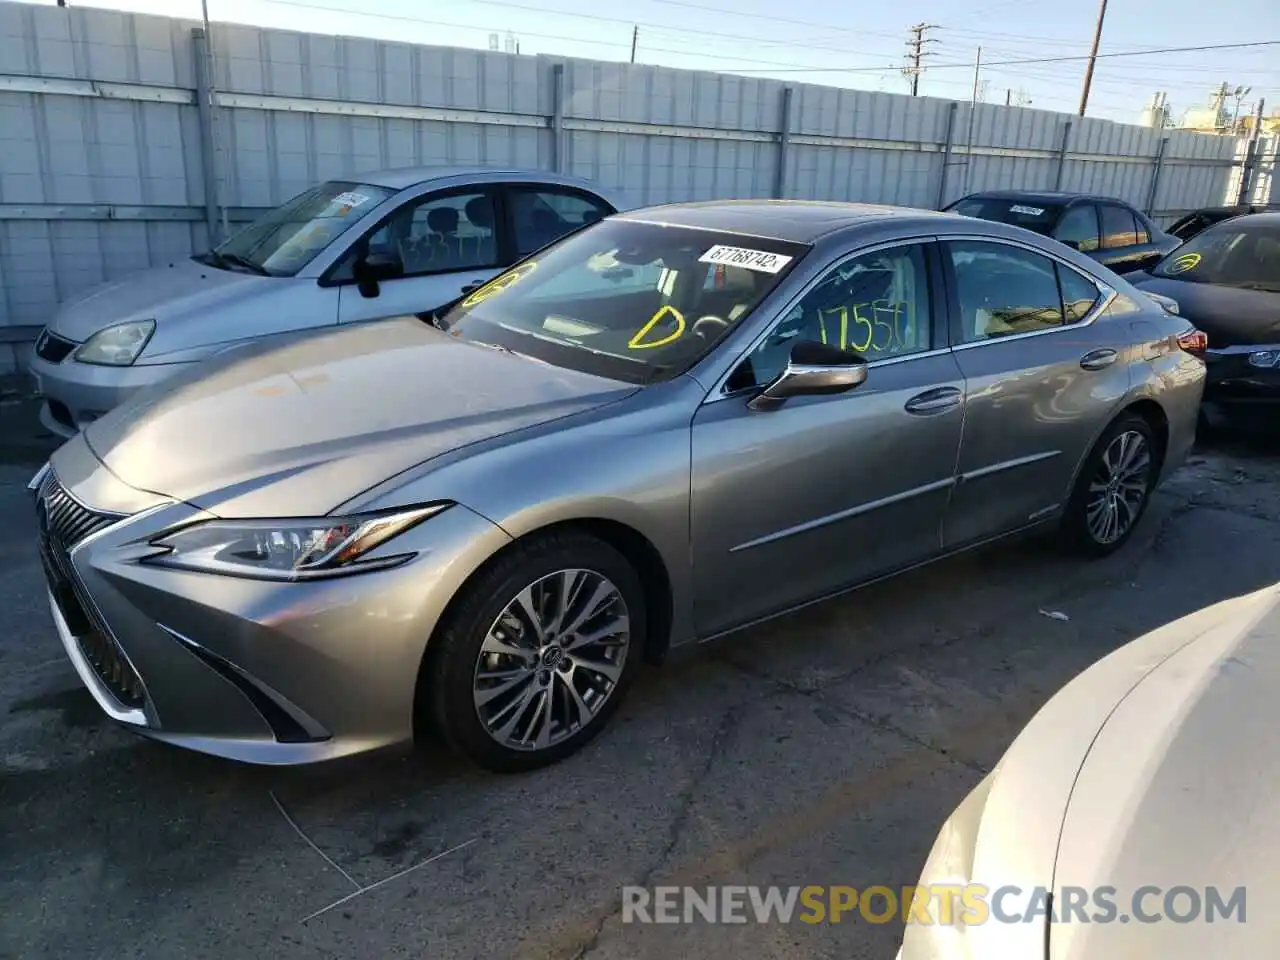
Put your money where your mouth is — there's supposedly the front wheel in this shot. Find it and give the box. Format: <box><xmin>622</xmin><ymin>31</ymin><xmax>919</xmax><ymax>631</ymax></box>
<box><xmin>424</xmin><ymin>532</ymin><xmax>645</xmax><ymax>773</ymax></box>
<box><xmin>1059</xmin><ymin>414</ymin><xmax>1159</xmax><ymax>557</ymax></box>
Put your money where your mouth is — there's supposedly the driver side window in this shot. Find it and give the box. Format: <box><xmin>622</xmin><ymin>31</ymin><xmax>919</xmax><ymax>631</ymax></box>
<box><xmin>734</xmin><ymin>243</ymin><xmax>934</xmax><ymax>389</ymax></box>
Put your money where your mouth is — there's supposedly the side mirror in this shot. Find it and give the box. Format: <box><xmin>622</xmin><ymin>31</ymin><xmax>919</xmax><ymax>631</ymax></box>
<box><xmin>353</xmin><ymin>251</ymin><xmax>403</xmax><ymax>299</ymax></box>
<box><xmin>748</xmin><ymin>340</ymin><xmax>868</xmax><ymax>412</ymax></box>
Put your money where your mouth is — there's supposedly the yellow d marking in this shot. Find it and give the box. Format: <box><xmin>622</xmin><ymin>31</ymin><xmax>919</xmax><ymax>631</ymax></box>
<box><xmin>1168</xmin><ymin>252</ymin><xmax>1201</xmax><ymax>275</ymax></box>
<box><xmin>628</xmin><ymin>305</ymin><xmax>686</xmax><ymax>349</ymax></box>
<box><xmin>461</xmin><ymin>261</ymin><xmax>538</xmax><ymax>307</ymax></box>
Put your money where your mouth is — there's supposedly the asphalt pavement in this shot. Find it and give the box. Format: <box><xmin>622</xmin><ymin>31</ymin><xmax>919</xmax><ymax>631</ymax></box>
<box><xmin>3</xmin><ymin>411</ymin><xmax>1280</xmax><ymax>960</ymax></box>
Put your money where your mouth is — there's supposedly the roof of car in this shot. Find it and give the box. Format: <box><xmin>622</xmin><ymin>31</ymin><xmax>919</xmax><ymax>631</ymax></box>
<box><xmin>353</xmin><ymin>165</ymin><xmax>600</xmax><ymax>191</ymax></box>
<box><xmin>958</xmin><ymin>190</ymin><xmax>1125</xmax><ymax>205</ymax></box>
<box><xmin>614</xmin><ymin>199</ymin><xmax>951</xmax><ymax>244</ymax></box>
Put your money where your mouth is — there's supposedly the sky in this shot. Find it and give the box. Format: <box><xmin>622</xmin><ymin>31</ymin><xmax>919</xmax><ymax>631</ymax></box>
<box><xmin>27</xmin><ymin>0</ymin><xmax>1280</xmax><ymax>124</ymax></box>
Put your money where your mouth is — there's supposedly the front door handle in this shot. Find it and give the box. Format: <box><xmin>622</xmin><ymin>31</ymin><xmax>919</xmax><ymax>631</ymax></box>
<box><xmin>1080</xmin><ymin>348</ymin><xmax>1118</xmax><ymax>371</ymax></box>
<box><xmin>905</xmin><ymin>386</ymin><xmax>963</xmax><ymax>415</ymax></box>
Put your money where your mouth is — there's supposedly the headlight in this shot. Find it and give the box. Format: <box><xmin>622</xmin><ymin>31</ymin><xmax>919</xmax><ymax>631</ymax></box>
<box><xmin>73</xmin><ymin>319</ymin><xmax>156</xmax><ymax>366</ymax></box>
<box><xmin>1247</xmin><ymin>349</ymin><xmax>1280</xmax><ymax>369</ymax></box>
<box><xmin>142</xmin><ymin>503</ymin><xmax>451</xmax><ymax>580</ymax></box>
<box><xmin>1142</xmin><ymin>291</ymin><xmax>1180</xmax><ymax>315</ymax></box>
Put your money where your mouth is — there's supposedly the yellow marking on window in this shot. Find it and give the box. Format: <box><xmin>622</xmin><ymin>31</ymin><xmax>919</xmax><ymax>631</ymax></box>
<box><xmin>628</xmin><ymin>304</ymin><xmax>686</xmax><ymax>349</ymax></box>
<box><xmin>460</xmin><ymin>260</ymin><xmax>538</xmax><ymax>307</ymax></box>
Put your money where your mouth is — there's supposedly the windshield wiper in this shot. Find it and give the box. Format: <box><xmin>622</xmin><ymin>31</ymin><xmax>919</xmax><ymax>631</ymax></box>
<box><xmin>216</xmin><ymin>252</ymin><xmax>270</xmax><ymax>276</ymax></box>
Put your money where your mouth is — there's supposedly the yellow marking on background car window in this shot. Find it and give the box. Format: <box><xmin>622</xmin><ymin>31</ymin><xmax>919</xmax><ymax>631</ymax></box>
<box><xmin>1168</xmin><ymin>252</ymin><xmax>1201</xmax><ymax>274</ymax></box>
<box><xmin>850</xmin><ymin>304</ymin><xmax>874</xmax><ymax>352</ymax></box>
<box><xmin>628</xmin><ymin>305</ymin><xmax>686</xmax><ymax>349</ymax></box>
<box><xmin>461</xmin><ymin>261</ymin><xmax>538</xmax><ymax>307</ymax></box>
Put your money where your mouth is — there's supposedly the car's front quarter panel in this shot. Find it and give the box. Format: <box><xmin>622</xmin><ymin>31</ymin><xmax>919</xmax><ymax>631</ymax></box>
<box><xmin>344</xmin><ymin>377</ymin><xmax>703</xmax><ymax>649</ymax></box>
<box><xmin>43</xmin><ymin>442</ymin><xmax>514</xmax><ymax>762</ymax></box>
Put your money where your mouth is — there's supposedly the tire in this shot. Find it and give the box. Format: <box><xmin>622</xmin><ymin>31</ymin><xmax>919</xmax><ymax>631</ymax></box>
<box><xmin>423</xmin><ymin>531</ymin><xmax>646</xmax><ymax>773</ymax></box>
<box><xmin>1059</xmin><ymin>413</ymin><xmax>1160</xmax><ymax>557</ymax></box>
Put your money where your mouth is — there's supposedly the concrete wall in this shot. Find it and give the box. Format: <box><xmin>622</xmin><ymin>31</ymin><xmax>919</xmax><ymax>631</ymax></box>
<box><xmin>0</xmin><ymin>0</ymin><xmax>1256</xmax><ymax>373</ymax></box>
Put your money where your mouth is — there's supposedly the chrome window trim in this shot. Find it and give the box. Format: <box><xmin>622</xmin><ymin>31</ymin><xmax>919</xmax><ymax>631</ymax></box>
<box><xmin>942</xmin><ymin>233</ymin><xmax>1117</xmax><ymax>352</ymax></box>
<box><xmin>704</xmin><ymin>235</ymin><xmax>943</xmax><ymax>403</ymax></box>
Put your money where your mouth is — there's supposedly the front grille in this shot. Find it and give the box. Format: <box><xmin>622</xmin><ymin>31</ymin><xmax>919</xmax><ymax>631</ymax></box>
<box><xmin>38</xmin><ymin>471</ymin><xmax>119</xmax><ymax>551</ymax></box>
<box><xmin>35</xmin><ymin>329</ymin><xmax>76</xmax><ymax>364</ymax></box>
<box><xmin>35</xmin><ymin>473</ymin><xmax>145</xmax><ymax>709</ymax></box>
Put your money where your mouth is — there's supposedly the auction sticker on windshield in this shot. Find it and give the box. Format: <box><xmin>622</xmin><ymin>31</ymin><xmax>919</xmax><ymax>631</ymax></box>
<box><xmin>332</xmin><ymin>191</ymin><xmax>374</xmax><ymax>209</ymax></box>
<box><xmin>699</xmin><ymin>245</ymin><xmax>793</xmax><ymax>274</ymax></box>
<box><xmin>1009</xmin><ymin>204</ymin><xmax>1045</xmax><ymax>216</ymax></box>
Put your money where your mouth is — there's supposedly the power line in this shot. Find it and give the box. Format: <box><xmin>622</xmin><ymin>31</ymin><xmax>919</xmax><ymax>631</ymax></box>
<box><xmin>260</xmin><ymin>0</ymin><xmax>903</xmax><ymax>62</ymax></box>
<box><xmin>723</xmin><ymin>39</ymin><xmax>1280</xmax><ymax>74</ymax></box>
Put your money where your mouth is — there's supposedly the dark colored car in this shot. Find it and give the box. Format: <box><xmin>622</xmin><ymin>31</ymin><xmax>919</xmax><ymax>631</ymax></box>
<box><xmin>946</xmin><ymin>191</ymin><xmax>1180</xmax><ymax>274</ymax></box>
<box><xmin>1166</xmin><ymin>204</ymin><xmax>1279</xmax><ymax>241</ymax></box>
<box><xmin>1129</xmin><ymin>212</ymin><xmax>1280</xmax><ymax>433</ymax></box>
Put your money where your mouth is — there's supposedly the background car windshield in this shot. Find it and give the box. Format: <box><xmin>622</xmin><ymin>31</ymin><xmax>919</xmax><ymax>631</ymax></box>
<box><xmin>438</xmin><ymin>220</ymin><xmax>809</xmax><ymax>384</ymax></box>
<box><xmin>212</xmin><ymin>181</ymin><xmax>393</xmax><ymax>276</ymax></box>
<box><xmin>949</xmin><ymin>198</ymin><xmax>1064</xmax><ymax>235</ymax></box>
<box><xmin>1152</xmin><ymin>221</ymin><xmax>1280</xmax><ymax>291</ymax></box>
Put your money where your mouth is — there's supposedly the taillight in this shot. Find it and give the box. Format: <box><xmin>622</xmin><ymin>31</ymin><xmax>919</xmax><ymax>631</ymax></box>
<box><xmin>1176</xmin><ymin>329</ymin><xmax>1208</xmax><ymax>356</ymax></box>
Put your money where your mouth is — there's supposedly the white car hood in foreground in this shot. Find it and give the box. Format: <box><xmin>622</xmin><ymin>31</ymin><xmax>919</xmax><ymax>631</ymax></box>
<box><xmin>1047</xmin><ymin>585</ymin><xmax>1279</xmax><ymax>959</ymax></box>
<box><xmin>903</xmin><ymin>585</ymin><xmax>1280</xmax><ymax>960</ymax></box>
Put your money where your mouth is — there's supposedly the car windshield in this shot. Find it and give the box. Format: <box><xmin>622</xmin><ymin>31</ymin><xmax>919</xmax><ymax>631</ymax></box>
<box><xmin>200</xmin><ymin>180</ymin><xmax>395</xmax><ymax>277</ymax></box>
<box><xmin>1151</xmin><ymin>220</ymin><xmax>1280</xmax><ymax>291</ymax></box>
<box><xmin>436</xmin><ymin>219</ymin><xmax>809</xmax><ymax>384</ymax></box>
<box><xmin>948</xmin><ymin>197</ymin><xmax>1064</xmax><ymax>235</ymax></box>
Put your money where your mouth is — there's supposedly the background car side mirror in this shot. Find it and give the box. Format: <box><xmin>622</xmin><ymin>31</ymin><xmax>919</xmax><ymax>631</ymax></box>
<box><xmin>748</xmin><ymin>339</ymin><xmax>868</xmax><ymax>412</ymax></box>
<box><xmin>353</xmin><ymin>251</ymin><xmax>404</xmax><ymax>299</ymax></box>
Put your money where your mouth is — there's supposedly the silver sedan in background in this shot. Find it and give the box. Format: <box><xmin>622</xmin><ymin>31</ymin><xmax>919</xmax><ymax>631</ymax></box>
<box><xmin>32</xmin><ymin>200</ymin><xmax>1205</xmax><ymax>772</ymax></box>
<box><xmin>28</xmin><ymin>166</ymin><xmax>619</xmax><ymax>438</ymax></box>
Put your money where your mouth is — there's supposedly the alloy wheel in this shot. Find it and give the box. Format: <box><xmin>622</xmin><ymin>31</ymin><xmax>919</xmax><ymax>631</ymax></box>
<box><xmin>1085</xmin><ymin>429</ymin><xmax>1151</xmax><ymax>545</ymax></box>
<box><xmin>473</xmin><ymin>569</ymin><xmax>631</xmax><ymax>751</ymax></box>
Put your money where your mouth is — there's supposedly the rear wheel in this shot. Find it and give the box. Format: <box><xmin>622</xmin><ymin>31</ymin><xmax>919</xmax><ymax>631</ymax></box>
<box><xmin>1060</xmin><ymin>414</ymin><xmax>1159</xmax><ymax>557</ymax></box>
<box><xmin>424</xmin><ymin>532</ymin><xmax>644</xmax><ymax>772</ymax></box>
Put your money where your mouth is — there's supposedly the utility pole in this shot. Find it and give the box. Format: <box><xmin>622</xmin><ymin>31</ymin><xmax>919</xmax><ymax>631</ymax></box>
<box><xmin>1077</xmin><ymin>0</ymin><xmax>1108</xmax><ymax>116</ymax></box>
<box><xmin>903</xmin><ymin>22</ymin><xmax>939</xmax><ymax>96</ymax></box>
<box><xmin>963</xmin><ymin>45</ymin><xmax>982</xmax><ymax>194</ymax></box>
<box><xmin>630</xmin><ymin>25</ymin><xmax>638</xmax><ymax>64</ymax></box>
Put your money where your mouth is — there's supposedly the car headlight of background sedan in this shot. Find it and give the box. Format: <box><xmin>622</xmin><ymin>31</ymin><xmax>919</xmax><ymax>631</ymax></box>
<box><xmin>1246</xmin><ymin>349</ymin><xmax>1280</xmax><ymax>369</ymax></box>
<box><xmin>73</xmin><ymin>319</ymin><xmax>156</xmax><ymax>366</ymax></box>
<box><xmin>142</xmin><ymin>503</ymin><xmax>452</xmax><ymax>579</ymax></box>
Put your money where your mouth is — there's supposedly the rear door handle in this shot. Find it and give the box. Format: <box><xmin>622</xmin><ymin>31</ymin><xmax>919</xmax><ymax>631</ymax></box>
<box><xmin>1080</xmin><ymin>348</ymin><xmax>1118</xmax><ymax>371</ymax></box>
<box><xmin>904</xmin><ymin>386</ymin><xmax>963</xmax><ymax>415</ymax></box>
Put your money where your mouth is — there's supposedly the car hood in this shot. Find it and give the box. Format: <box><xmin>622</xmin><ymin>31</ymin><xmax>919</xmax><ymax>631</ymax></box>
<box><xmin>1046</xmin><ymin>585</ymin><xmax>1280</xmax><ymax>960</ymax></box>
<box><xmin>1129</xmin><ymin>274</ymin><xmax>1280</xmax><ymax>345</ymax></box>
<box><xmin>46</xmin><ymin>257</ymin><xmax>274</xmax><ymax>343</ymax></box>
<box><xmin>82</xmin><ymin>316</ymin><xmax>636</xmax><ymax>516</ymax></box>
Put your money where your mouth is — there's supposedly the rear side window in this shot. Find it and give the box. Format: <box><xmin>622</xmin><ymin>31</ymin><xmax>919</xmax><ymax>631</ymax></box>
<box><xmin>1132</xmin><ymin>212</ymin><xmax>1151</xmax><ymax>245</ymax></box>
<box><xmin>1100</xmin><ymin>205</ymin><xmax>1138</xmax><ymax>249</ymax></box>
<box><xmin>948</xmin><ymin>241</ymin><xmax>1065</xmax><ymax>342</ymax></box>
<box><xmin>1057</xmin><ymin>264</ymin><xmax>1102</xmax><ymax>322</ymax></box>
<box><xmin>510</xmin><ymin>188</ymin><xmax>613</xmax><ymax>256</ymax></box>
<box><xmin>1053</xmin><ymin>205</ymin><xmax>1101</xmax><ymax>252</ymax></box>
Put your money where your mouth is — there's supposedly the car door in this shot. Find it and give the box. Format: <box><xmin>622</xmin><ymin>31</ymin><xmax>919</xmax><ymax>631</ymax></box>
<box><xmin>505</xmin><ymin>184</ymin><xmax>615</xmax><ymax>258</ymax></box>
<box><xmin>334</xmin><ymin>186</ymin><xmax>506</xmax><ymax>323</ymax></box>
<box><xmin>689</xmin><ymin>240</ymin><xmax>966</xmax><ymax>637</ymax></box>
<box><xmin>941</xmin><ymin>237</ymin><xmax>1132</xmax><ymax>548</ymax></box>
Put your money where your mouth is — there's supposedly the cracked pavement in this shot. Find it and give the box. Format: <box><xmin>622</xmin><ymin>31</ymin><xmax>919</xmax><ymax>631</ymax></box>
<box><xmin>3</xmin><ymin>435</ymin><xmax>1280</xmax><ymax>960</ymax></box>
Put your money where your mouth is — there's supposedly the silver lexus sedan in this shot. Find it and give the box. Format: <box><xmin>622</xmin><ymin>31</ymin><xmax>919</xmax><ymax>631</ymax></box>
<box><xmin>31</xmin><ymin>200</ymin><xmax>1206</xmax><ymax>772</ymax></box>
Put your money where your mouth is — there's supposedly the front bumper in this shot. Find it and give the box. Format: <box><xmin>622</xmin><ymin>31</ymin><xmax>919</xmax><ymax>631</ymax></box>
<box><xmin>28</xmin><ymin>350</ymin><xmax>192</xmax><ymax>438</ymax></box>
<box><xmin>34</xmin><ymin>440</ymin><xmax>512</xmax><ymax>764</ymax></box>
<box><xmin>1201</xmin><ymin>346</ymin><xmax>1280</xmax><ymax>434</ymax></box>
